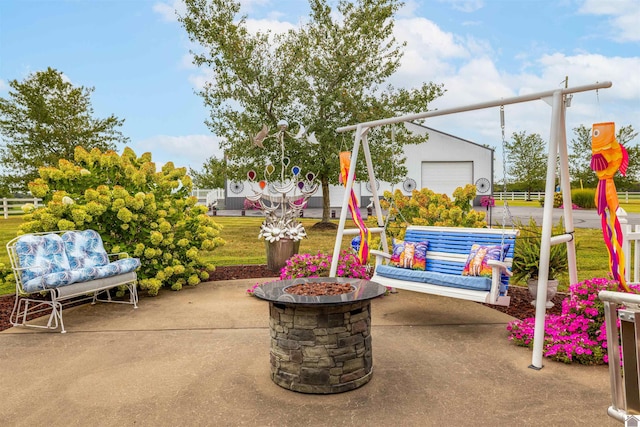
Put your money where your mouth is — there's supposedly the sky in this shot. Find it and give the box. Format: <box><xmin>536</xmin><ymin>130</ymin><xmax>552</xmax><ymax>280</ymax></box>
<box><xmin>1</xmin><ymin>0</ymin><xmax>639</xmax><ymax>181</ymax></box>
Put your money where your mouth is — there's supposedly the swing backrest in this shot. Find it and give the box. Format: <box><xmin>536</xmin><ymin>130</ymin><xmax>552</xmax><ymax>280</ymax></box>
<box><xmin>403</xmin><ymin>226</ymin><xmax>518</xmax><ymax>288</ymax></box>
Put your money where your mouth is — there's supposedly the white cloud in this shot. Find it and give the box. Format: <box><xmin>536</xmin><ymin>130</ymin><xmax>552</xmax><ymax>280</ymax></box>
<box><xmin>611</xmin><ymin>9</ymin><xmax>640</xmax><ymax>42</ymax></box>
<box><xmin>245</xmin><ymin>18</ymin><xmax>297</xmax><ymax>34</ymax></box>
<box><xmin>398</xmin><ymin>0</ymin><xmax>420</xmax><ymax>17</ymax></box>
<box><xmin>240</xmin><ymin>0</ymin><xmax>272</xmax><ymax>13</ymax></box>
<box><xmin>390</xmin><ymin>17</ymin><xmax>473</xmax><ymax>86</ymax></box>
<box><xmin>153</xmin><ymin>1</ymin><xmax>184</xmax><ymax>22</ymax></box>
<box><xmin>0</xmin><ymin>79</ymin><xmax>7</xmax><ymax>92</ymax></box>
<box><xmin>133</xmin><ymin>134</ymin><xmax>224</xmax><ymax>170</ymax></box>
<box><xmin>188</xmin><ymin>67</ymin><xmax>216</xmax><ymax>92</ymax></box>
<box><xmin>578</xmin><ymin>0</ymin><xmax>640</xmax><ymax>42</ymax></box>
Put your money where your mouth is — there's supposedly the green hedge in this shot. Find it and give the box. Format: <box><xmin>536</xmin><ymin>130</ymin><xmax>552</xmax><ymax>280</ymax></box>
<box><xmin>572</xmin><ymin>189</ymin><xmax>596</xmax><ymax>209</ymax></box>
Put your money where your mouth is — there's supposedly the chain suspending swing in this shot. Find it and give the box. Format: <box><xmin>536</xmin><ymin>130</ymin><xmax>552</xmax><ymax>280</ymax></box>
<box><xmin>499</xmin><ymin>105</ymin><xmax>515</xmax><ymax>235</ymax></box>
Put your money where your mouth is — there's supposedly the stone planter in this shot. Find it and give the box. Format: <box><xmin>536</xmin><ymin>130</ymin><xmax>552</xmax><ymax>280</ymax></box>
<box><xmin>266</xmin><ymin>238</ymin><xmax>300</xmax><ymax>272</ymax></box>
<box><xmin>528</xmin><ymin>278</ymin><xmax>559</xmax><ymax>309</ymax></box>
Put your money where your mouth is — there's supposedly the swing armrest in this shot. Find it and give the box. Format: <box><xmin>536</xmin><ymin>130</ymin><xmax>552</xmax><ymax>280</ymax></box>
<box><xmin>370</xmin><ymin>249</ymin><xmax>391</xmax><ymax>267</ymax></box>
<box><xmin>487</xmin><ymin>260</ymin><xmax>513</xmax><ymax>277</ymax></box>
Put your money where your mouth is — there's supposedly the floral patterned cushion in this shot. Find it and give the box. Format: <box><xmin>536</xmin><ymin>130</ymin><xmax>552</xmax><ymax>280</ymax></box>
<box><xmin>17</xmin><ymin>230</ymin><xmax>141</xmax><ymax>293</ymax></box>
<box><xmin>15</xmin><ymin>234</ymin><xmax>71</xmax><ymax>284</ymax></box>
<box><xmin>62</xmin><ymin>230</ymin><xmax>109</xmax><ymax>269</ymax></box>
<box><xmin>93</xmin><ymin>258</ymin><xmax>141</xmax><ymax>279</ymax></box>
<box><xmin>23</xmin><ymin>267</ymin><xmax>99</xmax><ymax>293</ymax></box>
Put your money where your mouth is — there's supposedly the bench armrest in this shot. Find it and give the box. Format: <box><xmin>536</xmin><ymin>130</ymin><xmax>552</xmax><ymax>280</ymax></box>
<box><xmin>487</xmin><ymin>260</ymin><xmax>513</xmax><ymax>277</ymax></box>
<box><xmin>370</xmin><ymin>249</ymin><xmax>391</xmax><ymax>267</ymax></box>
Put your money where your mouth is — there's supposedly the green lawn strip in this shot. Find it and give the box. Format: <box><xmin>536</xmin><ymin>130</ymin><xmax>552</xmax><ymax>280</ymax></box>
<box><xmin>0</xmin><ymin>214</ymin><xmax>623</xmax><ymax>296</ymax></box>
<box><xmin>201</xmin><ymin>217</ymin><xmax>350</xmax><ymax>266</ymax></box>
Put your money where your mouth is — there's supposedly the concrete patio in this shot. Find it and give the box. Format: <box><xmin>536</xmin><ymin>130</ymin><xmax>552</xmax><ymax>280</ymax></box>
<box><xmin>0</xmin><ymin>278</ymin><xmax>617</xmax><ymax>426</ymax></box>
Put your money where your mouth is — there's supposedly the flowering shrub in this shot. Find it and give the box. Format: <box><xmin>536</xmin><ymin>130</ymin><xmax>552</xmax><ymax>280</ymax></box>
<box><xmin>247</xmin><ymin>250</ymin><xmax>372</xmax><ymax>296</ymax></box>
<box><xmin>539</xmin><ymin>191</ymin><xmax>563</xmax><ymax>208</ymax></box>
<box><xmin>20</xmin><ymin>146</ymin><xmax>225</xmax><ymax>296</ymax></box>
<box><xmin>507</xmin><ymin>277</ymin><xmax>640</xmax><ymax>365</ymax></box>
<box><xmin>0</xmin><ymin>262</ymin><xmax>15</xmax><ymax>293</ymax></box>
<box><xmin>367</xmin><ymin>184</ymin><xmax>486</xmax><ymax>241</ymax></box>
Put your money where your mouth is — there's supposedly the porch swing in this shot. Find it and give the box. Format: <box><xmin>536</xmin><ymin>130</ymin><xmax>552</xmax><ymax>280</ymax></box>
<box><xmin>345</xmin><ymin>123</ymin><xmax>519</xmax><ymax>306</ymax></box>
<box><xmin>329</xmin><ymin>82</ymin><xmax>611</xmax><ymax>345</ymax></box>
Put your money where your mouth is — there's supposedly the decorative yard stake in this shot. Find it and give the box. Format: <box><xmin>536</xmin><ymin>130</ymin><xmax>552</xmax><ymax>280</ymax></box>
<box><xmin>591</xmin><ymin>121</ymin><xmax>630</xmax><ymax>292</ymax></box>
<box><xmin>248</xmin><ymin>120</ymin><xmax>319</xmax><ymax>270</ymax></box>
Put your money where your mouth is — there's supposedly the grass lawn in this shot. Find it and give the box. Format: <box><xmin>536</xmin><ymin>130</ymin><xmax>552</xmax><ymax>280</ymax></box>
<box><xmin>0</xmin><ymin>213</ymin><xmax>617</xmax><ymax>296</ymax></box>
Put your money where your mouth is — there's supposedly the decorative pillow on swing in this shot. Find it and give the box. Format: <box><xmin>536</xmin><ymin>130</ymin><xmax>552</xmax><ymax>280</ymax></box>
<box><xmin>461</xmin><ymin>243</ymin><xmax>510</xmax><ymax>277</ymax></box>
<box><xmin>390</xmin><ymin>239</ymin><xmax>428</xmax><ymax>271</ymax></box>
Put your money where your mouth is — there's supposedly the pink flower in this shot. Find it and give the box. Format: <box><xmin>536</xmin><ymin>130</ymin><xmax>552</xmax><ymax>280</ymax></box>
<box><xmin>507</xmin><ymin>276</ymin><xmax>639</xmax><ymax>365</ymax></box>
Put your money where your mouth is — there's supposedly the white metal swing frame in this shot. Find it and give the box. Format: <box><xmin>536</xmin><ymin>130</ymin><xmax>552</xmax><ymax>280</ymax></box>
<box><xmin>331</xmin><ymin>81</ymin><xmax>613</xmax><ymax>369</ymax></box>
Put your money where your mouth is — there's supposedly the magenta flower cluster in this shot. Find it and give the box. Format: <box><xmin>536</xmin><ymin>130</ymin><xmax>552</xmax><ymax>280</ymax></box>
<box><xmin>243</xmin><ymin>199</ymin><xmax>261</xmax><ymax>210</ymax></box>
<box><xmin>279</xmin><ymin>250</ymin><xmax>370</xmax><ymax>280</ymax></box>
<box><xmin>507</xmin><ymin>277</ymin><xmax>640</xmax><ymax>365</ymax></box>
<box><xmin>480</xmin><ymin>196</ymin><xmax>495</xmax><ymax>207</ymax></box>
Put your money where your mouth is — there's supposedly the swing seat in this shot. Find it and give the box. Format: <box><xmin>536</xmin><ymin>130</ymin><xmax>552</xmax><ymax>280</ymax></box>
<box><xmin>370</xmin><ymin>226</ymin><xmax>519</xmax><ymax>306</ymax></box>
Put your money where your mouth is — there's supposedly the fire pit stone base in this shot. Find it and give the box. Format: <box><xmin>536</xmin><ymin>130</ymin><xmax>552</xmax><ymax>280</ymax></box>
<box><xmin>269</xmin><ymin>300</ymin><xmax>373</xmax><ymax>394</ymax></box>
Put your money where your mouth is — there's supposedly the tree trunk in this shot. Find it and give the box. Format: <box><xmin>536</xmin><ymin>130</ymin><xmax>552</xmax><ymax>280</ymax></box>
<box><xmin>321</xmin><ymin>178</ymin><xmax>331</xmax><ymax>223</ymax></box>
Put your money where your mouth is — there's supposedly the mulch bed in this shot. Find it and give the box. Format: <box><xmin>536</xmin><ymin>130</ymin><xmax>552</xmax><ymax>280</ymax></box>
<box><xmin>0</xmin><ymin>265</ymin><xmax>564</xmax><ymax>332</ymax></box>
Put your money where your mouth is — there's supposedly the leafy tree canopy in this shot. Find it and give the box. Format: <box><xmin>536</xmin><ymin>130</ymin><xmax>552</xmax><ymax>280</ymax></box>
<box><xmin>0</xmin><ymin>67</ymin><xmax>129</xmax><ymax>194</ymax></box>
<box><xmin>190</xmin><ymin>156</ymin><xmax>227</xmax><ymax>189</ymax></box>
<box><xmin>179</xmin><ymin>0</ymin><xmax>445</xmax><ymax>222</ymax></box>
<box><xmin>503</xmin><ymin>131</ymin><xmax>547</xmax><ymax>198</ymax></box>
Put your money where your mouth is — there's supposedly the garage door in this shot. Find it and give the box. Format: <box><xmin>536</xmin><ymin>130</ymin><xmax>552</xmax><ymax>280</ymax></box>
<box><xmin>421</xmin><ymin>161</ymin><xmax>473</xmax><ymax>196</ymax></box>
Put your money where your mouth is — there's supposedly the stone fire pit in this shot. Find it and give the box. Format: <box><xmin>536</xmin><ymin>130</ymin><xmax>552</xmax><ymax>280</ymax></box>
<box><xmin>253</xmin><ymin>277</ymin><xmax>387</xmax><ymax>394</ymax></box>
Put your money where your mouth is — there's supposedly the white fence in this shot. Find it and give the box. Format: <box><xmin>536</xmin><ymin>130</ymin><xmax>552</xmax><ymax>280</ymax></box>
<box><xmin>191</xmin><ymin>188</ymin><xmax>225</xmax><ymax>208</ymax></box>
<box><xmin>495</xmin><ymin>191</ymin><xmax>640</xmax><ymax>202</ymax></box>
<box><xmin>2</xmin><ymin>197</ymin><xmax>42</xmax><ymax>219</ymax></box>
<box><xmin>2</xmin><ymin>189</ymin><xmax>226</xmax><ymax>219</ymax></box>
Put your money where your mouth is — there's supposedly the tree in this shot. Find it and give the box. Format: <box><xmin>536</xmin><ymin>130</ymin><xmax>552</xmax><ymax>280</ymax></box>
<box><xmin>190</xmin><ymin>156</ymin><xmax>227</xmax><ymax>189</ymax></box>
<box><xmin>0</xmin><ymin>67</ymin><xmax>129</xmax><ymax>193</ymax></box>
<box><xmin>179</xmin><ymin>0</ymin><xmax>445</xmax><ymax>224</ymax></box>
<box><xmin>568</xmin><ymin>125</ymin><xmax>597</xmax><ymax>189</ymax></box>
<box><xmin>504</xmin><ymin>131</ymin><xmax>547</xmax><ymax>199</ymax></box>
<box><xmin>568</xmin><ymin>124</ymin><xmax>639</xmax><ymax>190</ymax></box>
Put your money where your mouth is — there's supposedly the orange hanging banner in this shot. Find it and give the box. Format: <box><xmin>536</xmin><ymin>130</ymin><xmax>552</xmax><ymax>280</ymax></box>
<box><xmin>339</xmin><ymin>152</ymin><xmax>370</xmax><ymax>264</ymax></box>
<box><xmin>591</xmin><ymin>122</ymin><xmax>629</xmax><ymax>292</ymax></box>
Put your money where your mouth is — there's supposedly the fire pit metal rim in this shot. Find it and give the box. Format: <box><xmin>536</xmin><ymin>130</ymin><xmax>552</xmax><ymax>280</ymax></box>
<box><xmin>253</xmin><ymin>277</ymin><xmax>386</xmax><ymax>305</ymax></box>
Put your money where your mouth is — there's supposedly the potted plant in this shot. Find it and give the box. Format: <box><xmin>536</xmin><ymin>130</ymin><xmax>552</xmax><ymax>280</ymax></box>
<box><xmin>511</xmin><ymin>218</ymin><xmax>569</xmax><ymax>308</ymax></box>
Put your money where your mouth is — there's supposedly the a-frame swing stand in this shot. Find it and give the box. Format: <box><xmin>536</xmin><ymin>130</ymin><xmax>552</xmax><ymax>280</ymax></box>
<box><xmin>330</xmin><ymin>81</ymin><xmax>612</xmax><ymax>369</ymax></box>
